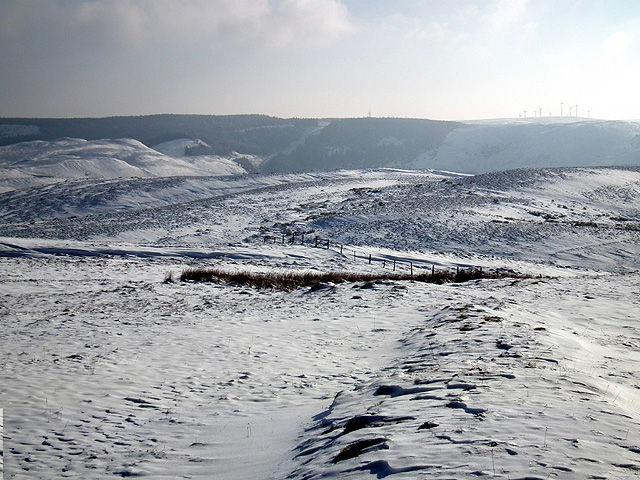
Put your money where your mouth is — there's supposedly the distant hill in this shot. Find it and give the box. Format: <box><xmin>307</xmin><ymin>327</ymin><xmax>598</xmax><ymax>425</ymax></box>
<box><xmin>260</xmin><ymin>117</ymin><xmax>462</xmax><ymax>172</ymax></box>
<box><xmin>0</xmin><ymin>114</ymin><xmax>318</xmax><ymax>156</ymax></box>
<box><xmin>1</xmin><ymin>114</ymin><xmax>640</xmax><ymax>178</ymax></box>
<box><xmin>416</xmin><ymin>118</ymin><xmax>640</xmax><ymax>173</ymax></box>
<box><xmin>0</xmin><ymin>137</ymin><xmax>246</xmax><ymax>193</ymax></box>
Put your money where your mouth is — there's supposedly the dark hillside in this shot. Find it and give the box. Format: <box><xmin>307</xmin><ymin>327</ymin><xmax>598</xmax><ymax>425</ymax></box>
<box><xmin>261</xmin><ymin>117</ymin><xmax>462</xmax><ymax>172</ymax></box>
<box><xmin>0</xmin><ymin>114</ymin><xmax>318</xmax><ymax>155</ymax></box>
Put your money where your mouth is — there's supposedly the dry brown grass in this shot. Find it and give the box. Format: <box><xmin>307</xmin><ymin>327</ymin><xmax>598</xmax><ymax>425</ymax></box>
<box><xmin>179</xmin><ymin>266</ymin><xmax>531</xmax><ymax>291</ymax></box>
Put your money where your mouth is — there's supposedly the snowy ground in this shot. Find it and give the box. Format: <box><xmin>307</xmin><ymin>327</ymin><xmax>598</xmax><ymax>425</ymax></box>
<box><xmin>1</xmin><ymin>166</ymin><xmax>639</xmax><ymax>479</ymax></box>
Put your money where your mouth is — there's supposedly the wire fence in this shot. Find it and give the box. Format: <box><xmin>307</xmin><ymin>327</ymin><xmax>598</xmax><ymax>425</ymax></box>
<box><xmin>259</xmin><ymin>231</ymin><xmax>514</xmax><ymax>280</ymax></box>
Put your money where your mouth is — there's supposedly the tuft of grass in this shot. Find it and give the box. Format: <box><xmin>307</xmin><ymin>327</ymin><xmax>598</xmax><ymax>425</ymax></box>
<box><xmin>179</xmin><ymin>266</ymin><xmax>533</xmax><ymax>291</ymax></box>
<box><xmin>163</xmin><ymin>271</ymin><xmax>175</xmax><ymax>284</ymax></box>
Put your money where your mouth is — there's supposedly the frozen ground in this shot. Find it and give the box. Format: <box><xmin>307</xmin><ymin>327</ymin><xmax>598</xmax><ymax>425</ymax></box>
<box><xmin>1</xmin><ymin>166</ymin><xmax>639</xmax><ymax>479</ymax></box>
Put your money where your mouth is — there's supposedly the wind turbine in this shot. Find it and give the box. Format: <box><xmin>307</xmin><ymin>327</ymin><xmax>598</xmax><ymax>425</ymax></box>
<box><xmin>560</xmin><ymin>101</ymin><xmax>563</xmax><ymax>117</ymax></box>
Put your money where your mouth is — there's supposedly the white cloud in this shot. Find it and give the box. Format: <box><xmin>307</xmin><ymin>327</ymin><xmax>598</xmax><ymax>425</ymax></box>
<box><xmin>374</xmin><ymin>0</ymin><xmax>537</xmax><ymax>54</ymax></box>
<box><xmin>603</xmin><ymin>31</ymin><xmax>631</xmax><ymax>56</ymax></box>
<box><xmin>482</xmin><ymin>0</ymin><xmax>529</xmax><ymax>31</ymax></box>
<box><xmin>520</xmin><ymin>21</ymin><xmax>538</xmax><ymax>42</ymax></box>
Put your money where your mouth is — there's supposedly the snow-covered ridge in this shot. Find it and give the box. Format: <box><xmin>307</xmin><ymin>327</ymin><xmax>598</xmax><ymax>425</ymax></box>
<box><xmin>1</xmin><ymin>166</ymin><xmax>638</xmax><ymax>273</ymax></box>
<box><xmin>260</xmin><ymin>117</ymin><xmax>640</xmax><ymax>173</ymax></box>
<box><xmin>2</xmin><ymin>117</ymin><xmax>640</xmax><ymax>187</ymax></box>
<box><xmin>416</xmin><ymin>119</ymin><xmax>640</xmax><ymax>173</ymax></box>
<box><xmin>151</xmin><ymin>138</ymin><xmax>208</xmax><ymax>157</ymax></box>
<box><xmin>0</xmin><ymin>137</ymin><xmax>247</xmax><ymax>192</ymax></box>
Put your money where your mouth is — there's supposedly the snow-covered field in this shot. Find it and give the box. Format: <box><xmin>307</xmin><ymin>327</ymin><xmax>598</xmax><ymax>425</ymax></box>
<box><xmin>1</xmin><ymin>164</ymin><xmax>639</xmax><ymax>478</ymax></box>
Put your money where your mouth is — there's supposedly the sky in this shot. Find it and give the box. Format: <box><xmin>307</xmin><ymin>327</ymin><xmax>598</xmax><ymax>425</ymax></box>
<box><xmin>1</xmin><ymin>0</ymin><xmax>639</xmax><ymax>121</ymax></box>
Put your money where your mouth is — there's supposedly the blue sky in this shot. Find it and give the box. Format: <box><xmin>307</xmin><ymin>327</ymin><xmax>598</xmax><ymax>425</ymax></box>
<box><xmin>1</xmin><ymin>0</ymin><xmax>639</xmax><ymax>120</ymax></box>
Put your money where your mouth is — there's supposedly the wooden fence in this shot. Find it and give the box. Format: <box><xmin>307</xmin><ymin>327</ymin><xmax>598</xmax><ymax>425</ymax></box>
<box><xmin>260</xmin><ymin>232</ymin><xmax>510</xmax><ymax>279</ymax></box>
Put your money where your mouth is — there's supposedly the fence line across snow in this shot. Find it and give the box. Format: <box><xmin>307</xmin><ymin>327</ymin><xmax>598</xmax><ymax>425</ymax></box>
<box><xmin>260</xmin><ymin>231</ymin><xmax>510</xmax><ymax>280</ymax></box>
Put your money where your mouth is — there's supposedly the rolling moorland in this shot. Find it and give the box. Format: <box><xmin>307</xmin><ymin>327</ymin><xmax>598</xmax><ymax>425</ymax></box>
<box><xmin>1</xmin><ymin>115</ymin><xmax>639</xmax><ymax>479</ymax></box>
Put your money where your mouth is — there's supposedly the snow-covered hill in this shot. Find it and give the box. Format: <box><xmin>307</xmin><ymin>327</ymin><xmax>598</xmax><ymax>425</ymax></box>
<box><xmin>151</xmin><ymin>138</ymin><xmax>205</xmax><ymax>157</ymax></box>
<box><xmin>1</xmin><ymin>163</ymin><xmax>639</xmax><ymax>478</ymax></box>
<box><xmin>415</xmin><ymin>118</ymin><xmax>640</xmax><ymax>173</ymax></box>
<box><xmin>151</xmin><ymin>137</ymin><xmax>263</xmax><ymax>172</ymax></box>
<box><xmin>261</xmin><ymin>118</ymin><xmax>461</xmax><ymax>172</ymax></box>
<box><xmin>3</xmin><ymin>115</ymin><xmax>640</xmax><ymax>181</ymax></box>
<box><xmin>265</xmin><ymin>117</ymin><xmax>640</xmax><ymax>174</ymax></box>
<box><xmin>1</xmin><ymin>166</ymin><xmax>638</xmax><ymax>272</ymax></box>
<box><xmin>0</xmin><ymin>137</ymin><xmax>247</xmax><ymax>193</ymax></box>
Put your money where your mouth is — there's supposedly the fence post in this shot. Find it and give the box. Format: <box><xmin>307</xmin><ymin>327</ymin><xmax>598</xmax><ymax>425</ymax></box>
<box><xmin>264</xmin><ymin>236</ymin><xmax>267</xmax><ymax>244</ymax></box>
<box><xmin>393</xmin><ymin>260</ymin><xmax>396</xmax><ymax>271</ymax></box>
<box><xmin>291</xmin><ymin>233</ymin><xmax>296</xmax><ymax>244</ymax></box>
<box><xmin>410</xmin><ymin>262</ymin><xmax>413</xmax><ymax>278</ymax></box>
<box><xmin>340</xmin><ymin>245</ymin><xmax>343</xmax><ymax>255</ymax></box>
<box><xmin>353</xmin><ymin>250</ymin><xmax>356</xmax><ymax>261</ymax></box>
<box><xmin>301</xmin><ymin>234</ymin><xmax>304</xmax><ymax>245</ymax></box>
<box><xmin>383</xmin><ymin>260</ymin><xmax>386</xmax><ymax>268</ymax></box>
<box><xmin>326</xmin><ymin>239</ymin><xmax>330</xmax><ymax>249</ymax></box>
<box><xmin>369</xmin><ymin>254</ymin><xmax>372</xmax><ymax>265</ymax></box>
<box><xmin>282</xmin><ymin>234</ymin><xmax>286</xmax><ymax>244</ymax></box>
<box><xmin>432</xmin><ymin>264</ymin><xmax>435</xmax><ymax>276</ymax></box>
<box><xmin>315</xmin><ymin>236</ymin><xmax>318</xmax><ymax>247</ymax></box>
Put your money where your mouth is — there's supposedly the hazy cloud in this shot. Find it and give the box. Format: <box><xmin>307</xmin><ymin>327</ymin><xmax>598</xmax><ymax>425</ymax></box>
<box><xmin>374</xmin><ymin>0</ymin><xmax>538</xmax><ymax>51</ymax></box>
<box><xmin>266</xmin><ymin>0</ymin><xmax>356</xmax><ymax>47</ymax></box>
<box><xmin>0</xmin><ymin>0</ymin><xmax>355</xmax><ymax>51</ymax></box>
